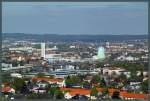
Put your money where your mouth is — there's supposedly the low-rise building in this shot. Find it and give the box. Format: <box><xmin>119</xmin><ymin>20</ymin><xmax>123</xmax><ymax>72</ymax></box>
<box><xmin>32</xmin><ymin>77</ymin><xmax>65</xmax><ymax>87</ymax></box>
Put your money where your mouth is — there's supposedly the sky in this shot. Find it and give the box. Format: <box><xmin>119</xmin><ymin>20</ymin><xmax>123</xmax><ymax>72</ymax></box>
<box><xmin>2</xmin><ymin>2</ymin><xmax>148</xmax><ymax>35</ymax></box>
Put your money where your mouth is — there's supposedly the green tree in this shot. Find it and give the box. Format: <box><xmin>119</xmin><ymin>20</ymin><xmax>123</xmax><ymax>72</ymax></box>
<box><xmin>45</xmin><ymin>84</ymin><xmax>51</xmax><ymax>93</ymax></box>
<box><xmin>141</xmin><ymin>79</ymin><xmax>148</xmax><ymax>93</ymax></box>
<box><xmin>36</xmin><ymin>73</ymin><xmax>45</xmax><ymax>78</ymax></box>
<box><xmin>96</xmin><ymin>61</ymin><xmax>104</xmax><ymax>68</ymax></box>
<box><xmin>48</xmin><ymin>87</ymin><xmax>59</xmax><ymax>97</ymax></box>
<box><xmin>118</xmin><ymin>73</ymin><xmax>128</xmax><ymax>87</ymax></box>
<box><xmin>90</xmin><ymin>86</ymin><xmax>98</xmax><ymax>97</ymax></box>
<box><xmin>12</xmin><ymin>78</ymin><xmax>25</xmax><ymax>93</ymax></box>
<box><xmin>82</xmin><ymin>81</ymin><xmax>90</xmax><ymax>85</ymax></box>
<box><xmin>100</xmin><ymin>78</ymin><xmax>106</xmax><ymax>87</ymax></box>
<box><xmin>55</xmin><ymin>90</ymin><xmax>64</xmax><ymax>99</ymax></box>
<box><xmin>65</xmin><ymin>75</ymin><xmax>82</xmax><ymax>85</ymax></box>
<box><xmin>102</xmin><ymin>87</ymin><xmax>109</xmax><ymax>97</ymax></box>
<box><xmin>82</xmin><ymin>81</ymin><xmax>91</xmax><ymax>88</ymax></box>
<box><xmin>91</xmin><ymin>75</ymin><xmax>101</xmax><ymax>84</ymax></box>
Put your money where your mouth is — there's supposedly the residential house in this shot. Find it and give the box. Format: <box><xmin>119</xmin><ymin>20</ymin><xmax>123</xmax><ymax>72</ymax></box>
<box><xmin>1</xmin><ymin>86</ymin><xmax>15</xmax><ymax>94</ymax></box>
<box><xmin>32</xmin><ymin>77</ymin><xmax>65</xmax><ymax>87</ymax></box>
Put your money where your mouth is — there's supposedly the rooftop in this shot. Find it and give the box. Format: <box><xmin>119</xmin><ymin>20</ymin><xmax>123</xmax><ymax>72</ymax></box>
<box><xmin>32</xmin><ymin>77</ymin><xmax>64</xmax><ymax>83</ymax></box>
<box><xmin>60</xmin><ymin>87</ymin><xmax>148</xmax><ymax>100</ymax></box>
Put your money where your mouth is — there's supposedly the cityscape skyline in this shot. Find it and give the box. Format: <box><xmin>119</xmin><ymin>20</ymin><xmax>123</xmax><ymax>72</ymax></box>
<box><xmin>2</xmin><ymin>2</ymin><xmax>148</xmax><ymax>35</ymax></box>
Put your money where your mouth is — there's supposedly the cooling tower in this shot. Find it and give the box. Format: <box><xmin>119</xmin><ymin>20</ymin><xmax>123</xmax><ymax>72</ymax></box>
<box><xmin>98</xmin><ymin>47</ymin><xmax>105</xmax><ymax>61</ymax></box>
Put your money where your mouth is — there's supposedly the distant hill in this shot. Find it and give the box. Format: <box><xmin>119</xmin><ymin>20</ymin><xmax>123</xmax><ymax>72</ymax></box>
<box><xmin>2</xmin><ymin>33</ymin><xmax>148</xmax><ymax>42</ymax></box>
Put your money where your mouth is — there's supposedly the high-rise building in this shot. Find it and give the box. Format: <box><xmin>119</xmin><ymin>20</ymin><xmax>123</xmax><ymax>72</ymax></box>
<box><xmin>41</xmin><ymin>43</ymin><xmax>45</xmax><ymax>59</ymax></box>
<box><xmin>106</xmin><ymin>41</ymin><xmax>110</xmax><ymax>48</ymax></box>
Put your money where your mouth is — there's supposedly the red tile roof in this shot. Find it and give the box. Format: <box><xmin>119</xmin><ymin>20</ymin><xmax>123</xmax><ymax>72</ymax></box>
<box><xmin>32</xmin><ymin>77</ymin><xmax>64</xmax><ymax>83</ymax></box>
<box><xmin>60</xmin><ymin>87</ymin><xmax>105</xmax><ymax>96</ymax></box>
<box><xmin>1</xmin><ymin>87</ymin><xmax>14</xmax><ymax>92</ymax></box>
<box><xmin>60</xmin><ymin>88</ymin><xmax>90</xmax><ymax>96</ymax></box>
<box><xmin>120</xmin><ymin>91</ymin><xmax>148</xmax><ymax>100</ymax></box>
<box><xmin>60</xmin><ymin>87</ymin><xmax>148</xmax><ymax>100</ymax></box>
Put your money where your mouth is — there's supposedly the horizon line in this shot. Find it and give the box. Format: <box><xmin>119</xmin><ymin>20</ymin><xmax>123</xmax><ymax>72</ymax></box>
<box><xmin>3</xmin><ymin>33</ymin><xmax>148</xmax><ymax>36</ymax></box>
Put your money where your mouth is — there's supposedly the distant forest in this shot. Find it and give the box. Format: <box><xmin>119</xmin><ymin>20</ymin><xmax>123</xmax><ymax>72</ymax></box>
<box><xmin>3</xmin><ymin>33</ymin><xmax>147</xmax><ymax>42</ymax></box>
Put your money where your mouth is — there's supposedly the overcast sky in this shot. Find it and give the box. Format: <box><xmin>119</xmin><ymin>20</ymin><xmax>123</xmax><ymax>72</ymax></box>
<box><xmin>2</xmin><ymin>2</ymin><xmax>148</xmax><ymax>35</ymax></box>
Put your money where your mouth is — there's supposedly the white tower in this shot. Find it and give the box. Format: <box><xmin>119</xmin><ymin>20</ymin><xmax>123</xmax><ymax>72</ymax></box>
<box><xmin>106</xmin><ymin>42</ymin><xmax>110</xmax><ymax>48</ymax></box>
<box><xmin>41</xmin><ymin>43</ymin><xmax>45</xmax><ymax>59</ymax></box>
